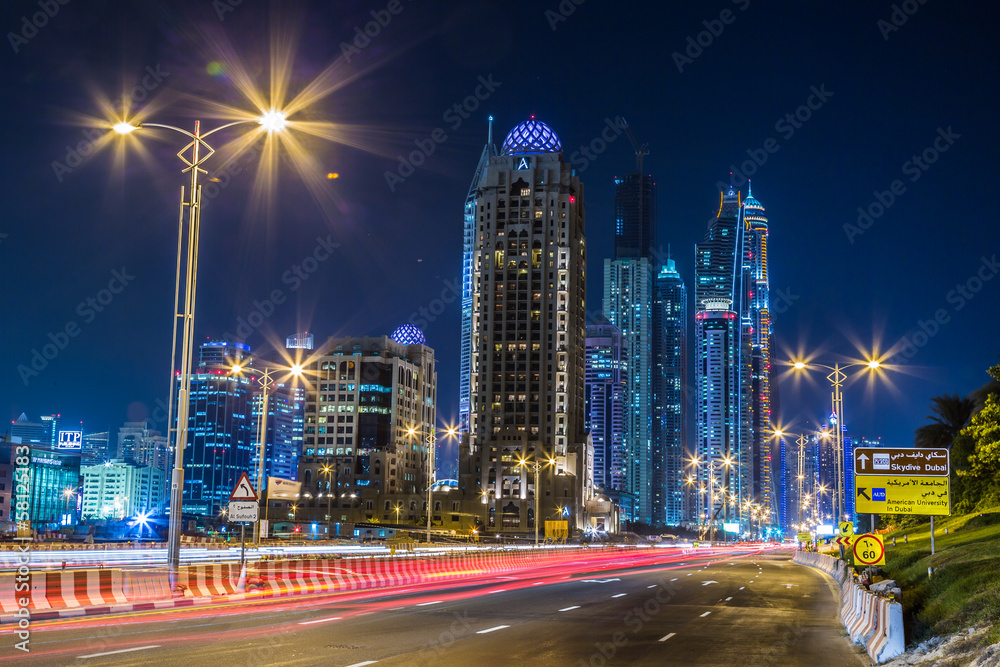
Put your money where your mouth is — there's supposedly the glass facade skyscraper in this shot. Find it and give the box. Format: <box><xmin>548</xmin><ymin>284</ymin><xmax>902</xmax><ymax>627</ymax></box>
<box><xmin>653</xmin><ymin>259</ymin><xmax>687</xmax><ymax>525</ymax></box>
<box><xmin>585</xmin><ymin>322</ymin><xmax>625</xmax><ymax>491</ymax></box>
<box><xmin>171</xmin><ymin>341</ymin><xmax>255</xmax><ymax>517</ymax></box>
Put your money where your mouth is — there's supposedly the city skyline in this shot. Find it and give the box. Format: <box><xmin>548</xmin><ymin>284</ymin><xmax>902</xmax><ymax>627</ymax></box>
<box><xmin>3</xmin><ymin>0</ymin><xmax>998</xmax><ymax>480</ymax></box>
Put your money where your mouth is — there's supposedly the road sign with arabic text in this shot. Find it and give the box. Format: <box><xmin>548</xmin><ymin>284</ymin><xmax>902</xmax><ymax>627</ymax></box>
<box><xmin>854</xmin><ymin>448</ymin><xmax>949</xmax><ymax>476</ymax></box>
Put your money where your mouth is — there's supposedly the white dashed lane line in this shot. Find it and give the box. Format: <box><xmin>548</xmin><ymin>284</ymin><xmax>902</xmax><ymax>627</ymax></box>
<box><xmin>659</xmin><ymin>633</ymin><xmax>677</xmax><ymax>642</ymax></box>
<box><xmin>298</xmin><ymin>616</ymin><xmax>343</xmax><ymax>625</ymax></box>
<box><xmin>611</xmin><ymin>593</ymin><xmax>627</xmax><ymax>598</ymax></box>
<box><xmin>700</xmin><ymin>611</ymin><xmax>712</xmax><ymax>618</ymax></box>
<box><xmin>725</xmin><ymin>597</ymin><xmax>732</xmax><ymax>601</ymax></box>
<box><xmin>416</xmin><ymin>601</ymin><xmax>443</xmax><ymax>606</ymax></box>
<box><xmin>477</xmin><ymin>625</ymin><xmax>510</xmax><ymax>634</ymax></box>
<box><xmin>345</xmin><ymin>662</ymin><xmax>378</xmax><ymax>667</ymax></box>
<box><xmin>77</xmin><ymin>646</ymin><xmax>161</xmax><ymax>659</ymax></box>
<box><xmin>559</xmin><ymin>606</ymin><xmax>581</xmax><ymax>612</ymax></box>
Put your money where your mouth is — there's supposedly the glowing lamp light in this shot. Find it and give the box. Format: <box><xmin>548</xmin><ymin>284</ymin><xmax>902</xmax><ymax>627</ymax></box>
<box><xmin>259</xmin><ymin>110</ymin><xmax>288</xmax><ymax>133</ymax></box>
<box><xmin>113</xmin><ymin>121</ymin><xmax>138</xmax><ymax>134</ymax></box>
<box><xmin>793</xmin><ymin>361</ymin><xmax>806</xmax><ymax>370</ymax></box>
<box><xmin>867</xmin><ymin>359</ymin><xmax>881</xmax><ymax>370</ymax></box>
<box><xmin>231</xmin><ymin>364</ymin><xmax>243</xmax><ymax>374</ymax></box>
<box><xmin>290</xmin><ymin>363</ymin><xmax>303</xmax><ymax>376</ymax></box>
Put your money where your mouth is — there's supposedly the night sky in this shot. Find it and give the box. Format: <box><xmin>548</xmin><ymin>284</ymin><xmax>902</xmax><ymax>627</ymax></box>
<box><xmin>3</xmin><ymin>0</ymin><xmax>998</xmax><ymax>473</ymax></box>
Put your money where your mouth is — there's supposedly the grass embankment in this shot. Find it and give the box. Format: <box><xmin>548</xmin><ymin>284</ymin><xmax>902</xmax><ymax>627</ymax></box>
<box><xmin>876</xmin><ymin>509</ymin><xmax>1000</xmax><ymax>645</ymax></box>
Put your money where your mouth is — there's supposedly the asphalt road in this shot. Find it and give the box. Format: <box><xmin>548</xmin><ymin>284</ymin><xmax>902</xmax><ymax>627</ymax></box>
<box><xmin>4</xmin><ymin>551</ymin><xmax>864</xmax><ymax>666</ymax></box>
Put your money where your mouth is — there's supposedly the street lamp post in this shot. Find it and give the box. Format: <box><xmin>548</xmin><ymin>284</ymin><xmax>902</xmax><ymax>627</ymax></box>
<box><xmin>112</xmin><ymin>111</ymin><xmax>288</xmax><ymax>590</ymax></box>
<box><xmin>322</xmin><ymin>465</ymin><xmax>334</xmax><ymax>538</ymax></box>
<box><xmin>791</xmin><ymin>359</ymin><xmax>882</xmax><ymax>527</ymax></box>
<box><xmin>406</xmin><ymin>426</ymin><xmax>458</xmax><ymax>545</ymax></box>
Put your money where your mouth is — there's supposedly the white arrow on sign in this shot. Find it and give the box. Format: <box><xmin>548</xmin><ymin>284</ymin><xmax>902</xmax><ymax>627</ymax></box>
<box><xmin>856</xmin><ymin>453</ymin><xmax>869</xmax><ymax>469</ymax></box>
<box><xmin>701</xmin><ymin>581</ymin><xmax>719</xmax><ymax>586</ymax></box>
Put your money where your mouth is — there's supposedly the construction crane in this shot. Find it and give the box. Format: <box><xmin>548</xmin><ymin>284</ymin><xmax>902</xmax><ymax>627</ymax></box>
<box><xmin>621</xmin><ymin>117</ymin><xmax>649</xmax><ymax>176</ymax></box>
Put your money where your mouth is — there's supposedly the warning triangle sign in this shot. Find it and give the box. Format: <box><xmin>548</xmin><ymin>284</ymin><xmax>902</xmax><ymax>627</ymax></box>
<box><xmin>229</xmin><ymin>472</ymin><xmax>258</xmax><ymax>501</ymax></box>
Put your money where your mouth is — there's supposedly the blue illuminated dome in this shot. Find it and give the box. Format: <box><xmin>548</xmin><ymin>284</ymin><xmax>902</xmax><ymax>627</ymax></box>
<box><xmin>501</xmin><ymin>118</ymin><xmax>562</xmax><ymax>155</ymax></box>
<box><xmin>390</xmin><ymin>323</ymin><xmax>426</xmax><ymax>346</ymax></box>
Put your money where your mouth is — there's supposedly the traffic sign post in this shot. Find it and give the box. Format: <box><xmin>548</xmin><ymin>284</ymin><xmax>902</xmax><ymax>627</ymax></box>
<box><xmin>228</xmin><ymin>473</ymin><xmax>259</xmax><ymax>569</ymax></box>
<box><xmin>854</xmin><ymin>448</ymin><xmax>951</xmax><ymax>516</ymax></box>
<box><xmin>852</xmin><ymin>533</ymin><xmax>886</xmax><ymax>566</ymax></box>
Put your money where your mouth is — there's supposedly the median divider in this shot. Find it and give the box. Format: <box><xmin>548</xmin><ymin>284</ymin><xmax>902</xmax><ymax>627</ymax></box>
<box><xmin>792</xmin><ymin>550</ymin><xmax>904</xmax><ymax>663</ymax></box>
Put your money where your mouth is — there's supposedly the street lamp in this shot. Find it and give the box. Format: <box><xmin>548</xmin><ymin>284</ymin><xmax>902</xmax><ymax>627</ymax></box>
<box><xmin>405</xmin><ymin>425</ymin><xmax>459</xmax><ymax>544</ymax></box>
<box><xmin>111</xmin><ymin>111</ymin><xmax>290</xmax><ymax>589</ymax></box>
<box><xmin>231</xmin><ymin>362</ymin><xmax>305</xmax><ymax>543</ymax></box>
<box><xmin>516</xmin><ymin>455</ymin><xmax>557</xmax><ymax>546</ymax></box>
<box><xmin>790</xmin><ymin>358</ymin><xmax>884</xmax><ymax>525</ymax></box>
<box><xmin>321</xmin><ymin>465</ymin><xmax>335</xmax><ymax>538</ymax></box>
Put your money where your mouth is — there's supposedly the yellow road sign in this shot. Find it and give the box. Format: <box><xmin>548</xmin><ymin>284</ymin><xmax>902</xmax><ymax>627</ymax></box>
<box><xmin>852</xmin><ymin>533</ymin><xmax>886</xmax><ymax>566</ymax></box>
<box><xmin>855</xmin><ymin>474</ymin><xmax>950</xmax><ymax>515</ymax></box>
<box><xmin>839</xmin><ymin>521</ymin><xmax>854</xmax><ymax>537</ymax></box>
<box><xmin>796</xmin><ymin>532</ymin><xmax>811</xmax><ymax>542</ymax></box>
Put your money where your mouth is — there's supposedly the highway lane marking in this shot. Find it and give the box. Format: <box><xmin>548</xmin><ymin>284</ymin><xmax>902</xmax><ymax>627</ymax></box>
<box><xmin>477</xmin><ymin>625</ymin><xmax>510</xmax><ymax>634</ymax></box>
<box><xmin>647</xmin><ymin>585</ymin><xmax>657</xmax><ymax>589</ymax></box>
<box><xmin>417</xmin><ymin>601</ymin><xmax>443</xmax><ymax>606</ymax></box>
<box><xmin>299</xmin><ymin>616</ymin><xmax>343</xmax><ymax>625</ymax></box>
<box><xmin>699</xmin><ymin>611</ymin><xmax>711</xmax><ymax>617</ymax></box>
<box><xmin>531</xmin><ymin>582</ymin><xmax>546</xmax><ymax>585</ymax></box>
<box><xmin>559</xmin><ymin>606</ymin><xmax>581</xmax><ymax>612</ymax></box>
<box><xmin>489</xmin><ymin>589</ymin><xmax>507</xmax><ymax>594</ymax></box>
<box><xmin>749</xmin><ymin>580</ymin><xmax>754</xmax><ymax>583</ymax></box>
<box><xmin>345</xmin><ymin>662</ymin><xmax>379</xmax><ymax>667</ymax></box>
<box><xmin>659</xmin><ymin>633</ymin><xmax>676</xmax><ymax>642</ymax></box>
<box><xmin>611</xmin><ymin>593</ymin><xmax>627</xmax><ymax>598</ymax></box>
<box><xmin>739</xmin><ymin>586</ymin><xmax>745</xmax><ymax>590</ymax></box>
<box><xmin>671</xmin><ymin>578</ymin><xmax>678</xmax><ymax>582</ymax></box>
<box><xmin>725</xmin><ymin>597</ymin><xmax>733</xmax><ymax>601</ymax></box>
<box><xmin>77</xmin><ymin>645</ymin><xmax>161</xmax><ymax>659</ymax></box>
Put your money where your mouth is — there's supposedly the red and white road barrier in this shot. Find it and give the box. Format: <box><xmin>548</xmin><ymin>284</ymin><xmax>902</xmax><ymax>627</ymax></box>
<box><xmin>793</xmin><ymin>551</ymin><xmax>904</xmax><ymax>663</ymax></box>
<box><xmin>0</xmin><ymin>569</ymin><xmax>127</xmax><ymax>612</ymax></box>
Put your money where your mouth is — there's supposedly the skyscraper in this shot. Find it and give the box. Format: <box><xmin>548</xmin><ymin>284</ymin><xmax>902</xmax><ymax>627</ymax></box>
<box><xmin>296</xmin><ymin>329</ymin><xmax>436</xmax><ymax>525</ymax></box>
<box><xmin>171</xmin><ymin>341</ymin><xmax>255</xmax><ymax>517</ymax></box>
<box><xmin>9</xmin><ymin>413</ymin><xmax>59</xmax><ymax>447</ymax></box>
<box><xmin>653</xmin><ymin>258</ymin><xmax>688</xmax><ymax>525</ymax></box>
<box><xmin>585</xmin><ymin>321</ymin><xmax>625</xmax><ymax>491</ymax></box>
<box><xmin>250</xmin><ymin>381</ymin><xmax>303</xmax><ymax>490</ymax></box>
<box><xmin>459</xmin><ymin>118</ymin><xmax>590</xmax><ymax>535</ymax></box>
<box><xmin>694</xmin><ymin>186</ymin><xmax>746</xmax><ymax>530</ymax></box>
<box><xmin>741</xmin><ymin>184</ymin><xmax>777</xmax><ymax>532</ymax></box>
<box><xmin>603</xmin><ymin>173</ymin><xmax>656</xmax><ymax>525</ymax></box>
<box><xmin>459</xmin><ymin>118</ymin><xmax>498</xmax><ymax>435</ymax></box>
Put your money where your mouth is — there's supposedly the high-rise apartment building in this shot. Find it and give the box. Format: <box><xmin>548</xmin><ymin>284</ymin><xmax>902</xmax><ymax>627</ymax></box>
<box><xmin>459</xmin><ymin>118</ymin><xmax>590</xmax><ymax>534</ymax></box>
<box><xmin>741</xmin><ymin>185</ymin><xmax>777</xmax><ymax>531</ymax></box>
<box><xmin>603</xmin><ymin>172</ymin><xmax>657</xmax><ymax>525</ymax></box>
<box><xmin>81</xmin><ymin>459</ymin><xmax>166</xmax><ymax>520</ymax></box>
<box><xmin>585</xmin><ymin>321</ymin><xmax>625</xmax><ymax>491</ymax></box>
<box><xmin>117</xmin><ymin>422</ymin><xmax>169</xmax><ymax>472</ymax></box>
<box><xmin>459</xmin><ymin>120</ymin><xmax>498</xmax><ymax>436</ymax></box>
<box><xmin>171</xmin><ymin>341</ymin><xmax>255</xmax><ymax>517</ymax></box>
<box><xmin>653</xmin><ymin>258</ymin><xmax>688</xmax><ymax>525</ymax></box>
<box><xmin>296</xmin><ymin>330</ymin><xmax>436</xmax><ymax>524</ymax></box>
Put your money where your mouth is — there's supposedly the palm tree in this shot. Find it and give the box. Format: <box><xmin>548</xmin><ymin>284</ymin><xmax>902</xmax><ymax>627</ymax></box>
<box><xmin>913</xmin><ymin>394</ymin><xmax>976</xmax><ymax>448</ymax></box>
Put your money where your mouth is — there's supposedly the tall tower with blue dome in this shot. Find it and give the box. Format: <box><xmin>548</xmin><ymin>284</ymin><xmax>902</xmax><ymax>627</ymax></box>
<box><xmin>458</xmin><ymin>117</ymin><xmax>592</xmax><ymax>536</ymax></box>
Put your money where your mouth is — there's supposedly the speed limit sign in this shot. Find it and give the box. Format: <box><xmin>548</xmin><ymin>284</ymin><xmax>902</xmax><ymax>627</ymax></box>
<box><xmin>852</xmin><ymin>533</ymin><xmax>886</xmax><ymax>566</ymax></box>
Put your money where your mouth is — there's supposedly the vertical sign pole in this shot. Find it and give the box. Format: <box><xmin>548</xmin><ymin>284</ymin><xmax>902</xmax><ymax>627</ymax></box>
<box><xmin>241</xmin><ymin>523</ymin><xmax>246</xmax><ymax>569</ymax></box>
<box><xmin>930</xmin><ymin>515</ymin><xmax>935</xmax><ymax>555</ymax></box>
